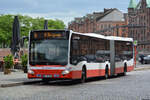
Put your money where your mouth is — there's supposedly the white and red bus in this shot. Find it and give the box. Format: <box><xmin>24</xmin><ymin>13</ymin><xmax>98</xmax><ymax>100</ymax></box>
<box><xmin>28</xmin><ymin>30</ymin><xmax>134</xmax><ymax>82</ymax></box>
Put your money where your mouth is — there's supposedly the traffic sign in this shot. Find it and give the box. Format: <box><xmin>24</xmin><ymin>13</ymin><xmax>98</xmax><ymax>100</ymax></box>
<box><xmin>134</xmin><ymin>40</ymin><xmax>138</xmax><ymax>46</ymax></box>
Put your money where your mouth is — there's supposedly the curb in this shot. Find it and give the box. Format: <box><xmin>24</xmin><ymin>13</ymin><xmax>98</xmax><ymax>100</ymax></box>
<box><xmin>0</xmin><ymin>80</ymin><xmax>42</xmax><ymax>88</ymax></box>
<box><xmin>134</xmin><ymin>67</ymin><xmax>150</xmax><ymax>71</ymax></box>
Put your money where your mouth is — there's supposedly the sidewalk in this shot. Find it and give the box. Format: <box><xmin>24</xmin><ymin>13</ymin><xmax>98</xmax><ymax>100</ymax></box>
<box><xmin>0</xmin><ymin>70</ymin><xmax>41</xmax><ymax>87</ymax></box>
<box><xmin>134</xmin><ymin>61</ymin><xmax>150</xmax><ymax>71</ymax></box>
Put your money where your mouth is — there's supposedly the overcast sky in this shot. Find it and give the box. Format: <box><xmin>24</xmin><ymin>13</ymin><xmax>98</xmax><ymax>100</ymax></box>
<box><xmin>0</xmin><ymin>0</ymin><xmax>139</xmax><ymax>25</ymax></box>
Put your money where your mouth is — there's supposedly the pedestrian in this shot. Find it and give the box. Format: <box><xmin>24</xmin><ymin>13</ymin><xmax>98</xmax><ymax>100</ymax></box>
<box><xmin>140</xmin><ymin>55</ymin><xmax>144</xmax><ymax>64</ymax></box>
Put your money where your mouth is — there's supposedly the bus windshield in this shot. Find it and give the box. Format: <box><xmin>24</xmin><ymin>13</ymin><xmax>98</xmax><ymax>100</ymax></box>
<box><xmin>29</xmin><ymin>39</ymin><xmax>68</xmax><ymax>65</ymax></box>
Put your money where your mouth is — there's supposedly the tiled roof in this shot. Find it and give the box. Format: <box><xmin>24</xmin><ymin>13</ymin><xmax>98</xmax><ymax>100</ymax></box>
<box><xmin>71</xmin><ymin>8</ymin><xmax>120</xmax><ymax>24</ymax></box>
<box><xmin>96</xmin><ymin>8</ymin><xmax>117</xmax><ymax>21</ymax></box>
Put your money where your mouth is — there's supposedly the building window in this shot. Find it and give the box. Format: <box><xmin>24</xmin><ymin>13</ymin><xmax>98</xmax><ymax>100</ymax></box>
<box><xmin>104</xmin><ymin>24</ymin><xmax>107</xmax><ymax>29</ymax></box>
<box><xmin>101</xmin><ymin>25</ymin><xmax>103</xmax><ymax>29</ymax></box>
<box><xmin>108</xmin><ymin>24</ymin><xmax>111</xmax><ymax>28</ymax></box>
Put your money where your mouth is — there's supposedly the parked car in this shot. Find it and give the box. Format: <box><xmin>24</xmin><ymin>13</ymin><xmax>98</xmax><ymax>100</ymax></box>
<box><xmin>143</xmin><ymin>55</ymin><xmax>150</xmax><ymax>64</ymax></box>
<box><xmin>138</xmin><ymin>54</ymin><xmax>145</xmax><ymax>64</ymax></box>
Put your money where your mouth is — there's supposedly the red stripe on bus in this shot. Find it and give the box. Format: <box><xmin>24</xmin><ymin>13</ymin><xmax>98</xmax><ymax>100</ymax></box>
<box><xmin>115</xmin><ymin>66</ymin><xmax>134</xmax><ymax>74</ymax></box>
<box><xmin>127</xmin><ymin>66</ymin><xmax>134</xmax><ymax>72</ymax></box>
<box><xmin>28</xmin><ymin>66</ymin><xmax>134</xmax><ymax>79</ymax></box>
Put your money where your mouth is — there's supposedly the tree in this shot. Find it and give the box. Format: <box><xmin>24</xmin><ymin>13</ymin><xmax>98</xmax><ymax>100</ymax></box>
<box><xmin>0</xmin><ymin>14</ymin><xmax>66</xmax><ymax>48</ymax></box>
<box><xmin>0</xmin><ymin>14</ymin><xmax>14</xmax><ymax>47</ymax></box>
<box><xmin>48</xmin><ymin>19</ymin><xmax>65</xmax><ymax>29</ymax></box>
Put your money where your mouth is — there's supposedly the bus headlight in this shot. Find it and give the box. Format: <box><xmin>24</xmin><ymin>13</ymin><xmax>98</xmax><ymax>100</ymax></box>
<box><xmin>62</xmin><ymin>70</ymin><xmax>70</xmax><ymax>75</ymax></box>
<box><xmin>28</xmin><ymin>69</ymin><xmax>34</xmax><ymax>75</ymax></box>
<box><xmin>62</xmin><ymin>67</ymin><xmax>72</xmax><ymax>75</ymax></box>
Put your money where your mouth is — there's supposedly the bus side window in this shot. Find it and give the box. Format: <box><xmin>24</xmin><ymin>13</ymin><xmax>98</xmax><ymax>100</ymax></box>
<box><xmin>72</xmin><ymin>40</ymin><xmax>78</xmax><ymax>50</ymax></box>
<box><xmin>115</xmin><ymin>41</ymin><xmax>133</xmax><ymax>61</ymax></box>
<box><xmin>95</xmin><ymin>50</ymin><xmax>110</xmax><ymax>62</ymax></box>
<box><xmin>70</xmin><ymin>34</ymin><xmax>80</xmax><ymax>65</ymax></box>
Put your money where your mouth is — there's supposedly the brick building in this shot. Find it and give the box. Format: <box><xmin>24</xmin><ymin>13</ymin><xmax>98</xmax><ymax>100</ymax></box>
<box><xmin>128</xmin><ymin>0</ymin><xmax>150</xmax><ymax>53</ymax></box>
<box><xmin>68</xmin><ymin>8</ymin><xmax>128</xmax><ymax>37</ymax></box>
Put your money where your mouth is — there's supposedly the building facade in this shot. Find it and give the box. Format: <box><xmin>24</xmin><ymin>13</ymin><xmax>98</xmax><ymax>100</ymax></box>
<box><xmin>128</xmin><ymin>0</ymin><xmax>150</xmax><ymax>53</ymax></box>
<box><xmin>68</xmin><ymin>8</ymin><xmax>128</xmax><ymax>37</ymax></box>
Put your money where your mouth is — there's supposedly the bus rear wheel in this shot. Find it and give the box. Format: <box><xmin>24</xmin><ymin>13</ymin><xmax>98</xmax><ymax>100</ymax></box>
<box><xmin>81</xmin><ymin>67</ymin><xmax>86</xmax><ymax>83</ymax></box>
<box><xmin>123</xmin><ymin>64</ymin><xmax>127</xmax><ymax>76</ymax></box>
<box><xmin>104</xmin><ymin>67</ymin><xmax>109</xmax><ymax>79</ymax></box>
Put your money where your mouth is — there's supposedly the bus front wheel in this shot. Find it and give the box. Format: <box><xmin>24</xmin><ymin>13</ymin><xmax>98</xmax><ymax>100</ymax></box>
<box><xmin>42</xmin><ymin>78</ymin><xmax>50</xmax><ymax>83</ymax></box>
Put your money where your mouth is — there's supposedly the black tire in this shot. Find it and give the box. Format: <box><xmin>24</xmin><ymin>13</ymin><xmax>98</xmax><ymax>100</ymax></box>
<box><xmin>143</xmin><ymin>60</ymin><xmax>147</xmax><ymax>64</ymax></box>
<box><xmin>42</xmin><ymin>78</ymin><xmax>50</xmax><ymax>83</ymax></box>
<box><xmin>81</xmin><ymin>67</ymin><xmax>86</xmax><ymax>83</ymax></box>
<box><xmin>123</xmin><ymin>64</ymin><xmax>127</xmax><ymax>76</ymax></box>
<box><xmin>104</xmin><ymin>66</ymin><xmax>109</xmax><ymax>79</ymax></box>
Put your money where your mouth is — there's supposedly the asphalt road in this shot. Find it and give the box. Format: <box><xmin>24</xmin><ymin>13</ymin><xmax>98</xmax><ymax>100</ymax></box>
<box><xmin>0</xmin><ymin>70</ymin><xmax>150</xmax><ymax>100</ymax></box>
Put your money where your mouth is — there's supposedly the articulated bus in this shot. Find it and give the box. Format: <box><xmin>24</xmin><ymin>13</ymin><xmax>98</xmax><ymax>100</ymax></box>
<box><xmin>28</xmin><ymin>30</ymin><xmax>134</xmax><ymax>82</ymax></box>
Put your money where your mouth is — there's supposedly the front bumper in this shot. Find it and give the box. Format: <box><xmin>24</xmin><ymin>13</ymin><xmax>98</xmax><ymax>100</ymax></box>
<box><xmin>28</xmin><ymin>69</ymin><xmax>72</xmax><ymax>79</ymax></box>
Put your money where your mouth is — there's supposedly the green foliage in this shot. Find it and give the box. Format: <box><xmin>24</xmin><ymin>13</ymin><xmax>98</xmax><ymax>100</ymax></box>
<box><xmin>0</xmin><ymin>14</ymin><xmax>66</xmax><ymax>48</ymax></box>
<box><xmin>0</xmin><ymin>14</ymin><xmax>14</xmax><ymax>47</ymax></box>
<box><xmin>3</xmin><ymin>55</ymin><xmax>14</xmax><ymax>69</ymax></box>
<box><xmin>48</xmin><ymin>19</ymin><xmax>66</xmax><ymax>29</ymax></box>
<box><xmin>21</xmin><ymin>54</ymin><xmax>28</xmax><ymax>68</ymax></box>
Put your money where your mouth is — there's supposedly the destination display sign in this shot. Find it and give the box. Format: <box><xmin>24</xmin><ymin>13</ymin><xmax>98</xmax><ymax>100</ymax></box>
<box><xmin>30</xmin><ymin>30</ymin><xmax>69</xmax><ymax>40</ymax></box>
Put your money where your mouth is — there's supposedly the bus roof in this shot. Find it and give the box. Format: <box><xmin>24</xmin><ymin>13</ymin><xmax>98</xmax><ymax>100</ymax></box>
<box><xmin>72</xmin><ymin>31</ymin><xmax>133</xmax><ymax>42</ymax></box>
<box><xmin>30</xmin><ymin>30</ymin><xmax>133</xmax><ymax>42</ymax></box>
<box><xmin>106</xmin><ymin>36</ymin><xmax>133</xmax><ymax>42</ymax></box>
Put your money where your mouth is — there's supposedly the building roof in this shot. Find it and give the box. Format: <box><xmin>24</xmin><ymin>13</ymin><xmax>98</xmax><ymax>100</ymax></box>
<box><xmin>96</xmin><ymin>8</ymin><xmax>117</xmax><ymax>21</ymax></box>
<box><xmin>96</xmin><ymin>8</ymin><xmax>125</xmax><ymax>22</ymax></box>
<box><xmin>136</xmin><ymin>0</ymin><xmax>150</xmax><ymax>9</ymax></box>
<box><xmin>69</xmin><ymin>8</ymin><xmax>124</xmax><ymax>25</ymax></box>
<box><xmin>74</xmin><ymin>17</ymin><xmax>82</xmax><ymax>23</ymax></box>
<box><xmin>136</xmin><ymin>0</ymin><xmax>142</xmax><ymax>9</ymax></box>
<box><xmin>146</xmin><ymin>0</ymin><xmax>150</xmax><ymax>8</ymax></box>
<box><xmin>128</xmin><ymin>0</ymin><xmax>137</xmax><ymax>8</ymax></box>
